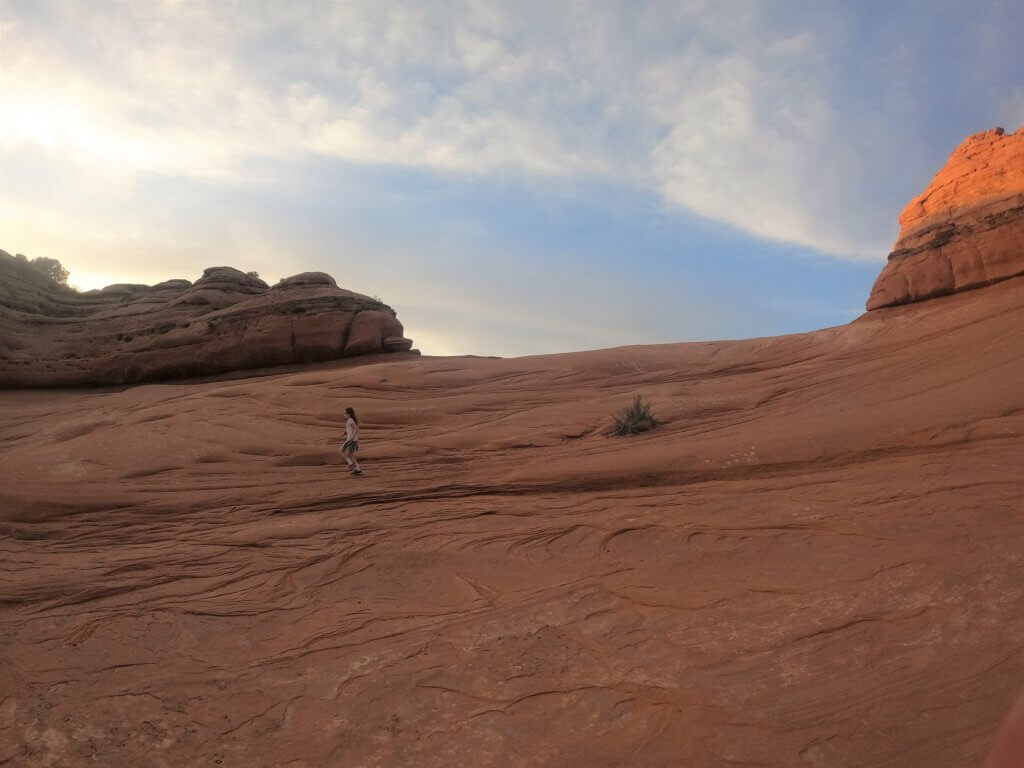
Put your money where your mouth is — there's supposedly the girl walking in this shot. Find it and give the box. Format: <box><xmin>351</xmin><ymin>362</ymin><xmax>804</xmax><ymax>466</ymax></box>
<box><xmin>341</xmin><ymin>406</ymin><xmax>362</xmax><ymax>475</ymax></box>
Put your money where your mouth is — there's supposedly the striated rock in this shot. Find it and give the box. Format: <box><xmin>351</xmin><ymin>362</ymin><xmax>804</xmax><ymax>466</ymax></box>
<box><xmin>274</xmin><ymin>271</ymin><xmax>337</xmax><ymax>288</ymax></box>
<box><xmin>867</xmin><ymin>126</ymin><xmax>1024</xmax><ymax>310</ymax></box>
<box><xmin>2</xmin><ymin>276</ymin><xmax>1024</xmax><ymax>767</ymax></box>
<box><xmin>0</xmin><ymin>255</ymin><xmax>415</xmax><ymax>387</ymax></box>
<box><xmin>383</xmin><ymin>335</ymin><xmax>415</xmax><ymax>352</ymax></box>
<box><xmin>344</xmin><ymin>309</ymin><xmax>405</xmax><ymax>356</ymax></box>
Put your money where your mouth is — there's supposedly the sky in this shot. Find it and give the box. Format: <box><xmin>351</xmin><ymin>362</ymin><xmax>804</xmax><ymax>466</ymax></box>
<box><xmin>2</xmin><ymin>1</ymin><xmax>1023</xmax><ymax>356</ymax></box>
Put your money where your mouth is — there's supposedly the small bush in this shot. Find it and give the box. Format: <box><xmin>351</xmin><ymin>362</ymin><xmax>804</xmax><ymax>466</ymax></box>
<box><xmin>611</xmin><ymin>394</ymin><xmax>659</xmax><ymax>436</ymax></box>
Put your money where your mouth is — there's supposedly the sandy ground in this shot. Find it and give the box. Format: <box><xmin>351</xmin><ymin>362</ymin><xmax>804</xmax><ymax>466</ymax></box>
<box><xmin>2</xmin><ymin>278</ymin><xmax>1023</xmax><ymax>767</ymax></box>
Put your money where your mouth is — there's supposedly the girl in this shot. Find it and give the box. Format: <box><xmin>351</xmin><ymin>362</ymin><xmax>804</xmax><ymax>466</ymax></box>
<box><xmin>341</xmin><ymin>406</ymin><xmax>362</xmax><ymax>475</ymax></box>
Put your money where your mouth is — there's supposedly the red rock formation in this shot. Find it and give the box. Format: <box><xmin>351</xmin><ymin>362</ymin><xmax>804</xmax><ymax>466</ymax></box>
<box><xmin>0</xmin><ymin>255</ymin><xmax>414</xmax><ymax>387</ymax></box>
<box><xmin>867</xmin><ymin>126</ymin><xmax>1024</xmax><ymax>310</ymax></box>
<box><xmin>2</xmin><ymin>276</ymin><xmax>1024</xmax><ymax>767</ymax></box>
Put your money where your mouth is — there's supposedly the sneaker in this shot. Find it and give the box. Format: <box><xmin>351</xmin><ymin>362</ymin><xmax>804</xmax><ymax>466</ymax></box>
<box><xmin>353</xmin><ymin>469</ymin><xmax>362</xmax><ymax>475</ymax></box>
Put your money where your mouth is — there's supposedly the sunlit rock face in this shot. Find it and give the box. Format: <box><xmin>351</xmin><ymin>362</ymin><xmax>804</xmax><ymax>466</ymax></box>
<box><xmin>867</xmin><ymin>126</ymin><xmax>1024</xmax><ymax>310</ymax></box>
<box><xmin>0</xmin><ymin>259</ymin><xmax>414</xmax><ymax>387</ymax></box>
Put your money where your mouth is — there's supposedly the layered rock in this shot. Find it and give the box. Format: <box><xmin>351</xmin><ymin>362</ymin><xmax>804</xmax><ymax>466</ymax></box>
<box><xmin>0</xmin><ymin>256</ymin><xmax>415</xmax><ymax>387</ymax></box>
<box><xmin>867</xmin><ymin>126</ymin><xmax>1024</xmax><ymax>310</ymax></box>
<box><xmin>4</xmin><ymin>275</ymin><xmax>1024</xmax><ymax>767</ymax></box>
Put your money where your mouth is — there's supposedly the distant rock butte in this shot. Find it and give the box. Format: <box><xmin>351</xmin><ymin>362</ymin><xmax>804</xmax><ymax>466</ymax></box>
<box><xmin>867</xmin><ymin>126</ymin><xmax>1024</xmax><ymax>310</ymax></box>
<box><xmin>0</xmin><ymin>258</ymin><xmax>415</xmax><ymax>387</ymax></box>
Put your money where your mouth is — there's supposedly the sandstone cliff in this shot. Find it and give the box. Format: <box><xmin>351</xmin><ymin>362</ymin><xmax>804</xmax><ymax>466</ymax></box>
<box><xmin>867</xmin><ymin>126</ymin><xmax>1024</xmax><ymax>309</ymax></box>
<box><xmin>0</xmin><ymin>254</ymin><xmax>414</xmax><ymax>387</ymax></box>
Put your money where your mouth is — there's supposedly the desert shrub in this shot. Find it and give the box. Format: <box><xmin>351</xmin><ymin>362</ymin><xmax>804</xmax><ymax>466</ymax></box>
<box><xmin>611</xmin><ymin>394</ymin><xmax>659</xmax><ymax>436</ymax></box>
<box><xmin>246</xmin><ymin>270</ymin><xmax>260</xmax><ymax>279</ymax></box>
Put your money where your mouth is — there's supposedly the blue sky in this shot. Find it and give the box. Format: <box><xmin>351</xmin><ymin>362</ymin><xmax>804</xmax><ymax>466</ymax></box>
<box><xmin>2</xmin><ymin>1</ymin><xmax>1022</xmax><ymax>355</ymax></box>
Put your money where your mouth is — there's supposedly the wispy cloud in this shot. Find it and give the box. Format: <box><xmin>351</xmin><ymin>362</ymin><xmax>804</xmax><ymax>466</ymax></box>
<box><xmin>5</xmin><ymin>0</ymin><xmax>982</xmax><ymax>261</ymax></box>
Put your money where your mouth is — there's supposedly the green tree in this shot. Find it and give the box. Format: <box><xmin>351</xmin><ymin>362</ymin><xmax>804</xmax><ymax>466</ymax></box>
<box><xmin>30</xmin><ymin>257</ymin><xmax>70</xmax><ymax>284</ymax></box>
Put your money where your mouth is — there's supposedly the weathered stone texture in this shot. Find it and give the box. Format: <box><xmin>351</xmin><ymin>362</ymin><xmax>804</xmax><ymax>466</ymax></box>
<box><xmin>867</xmin><ymin>127</ymin><xmax>1024</xmax><ymax>310</ymax></box>
<box><xmin>0</xmin><ymin>259</ymin><xmax>415</xmax><ymax>387</ymax></box>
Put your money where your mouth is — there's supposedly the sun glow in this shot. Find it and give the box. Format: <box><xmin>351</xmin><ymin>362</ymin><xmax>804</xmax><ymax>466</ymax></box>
<box><xmin>69</xmin><ymin>269</ymin><xmax>140</xmax><ymax>292</ymax></box>
<box><xmin>0</xmin><ymin>78</ymin><xmax>232</xmax><ymax>181</ymax></box>
<box><xmin>0</xmin><ymin>89</ymin><xmax>100</xmax><ymax>152</ymax></box>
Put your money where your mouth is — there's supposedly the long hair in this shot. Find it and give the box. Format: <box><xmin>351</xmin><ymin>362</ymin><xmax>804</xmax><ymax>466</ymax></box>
<box><xmin>345</xmin><ymin>407</ymin><xmax>358</xmax><ymax>424</ymax></box>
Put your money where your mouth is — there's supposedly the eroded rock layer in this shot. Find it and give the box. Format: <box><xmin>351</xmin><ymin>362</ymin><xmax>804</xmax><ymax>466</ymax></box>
<box><xmin>0</xmin><ymin>255</ymin><xmax>414</xmax><ymax>387</ymax></box>
<box><xmin>867</xmin><ymin>126</ymin><xmax>1024</xmax><ymax>310</ymax></box>
<box><xmin>1</xmin><ymin>276</ymin><xmax>1023</xmax><ymax>767</ymax></box>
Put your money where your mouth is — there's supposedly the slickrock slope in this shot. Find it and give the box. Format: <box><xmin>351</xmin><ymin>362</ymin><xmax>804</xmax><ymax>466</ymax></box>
<box><xmin>0</xmin><ymin>254</ymin><xmax>415</xmax><ymax>387</ymax></box>
<box><xmin>2</xmin><ymin>275</ymin><xmax>1023</xmax><ymax>767</ymax></box>
<box><xmin>867</xmin><ymin>126</ymin><xmax>1024</xmax><ymax>309</ymax></box>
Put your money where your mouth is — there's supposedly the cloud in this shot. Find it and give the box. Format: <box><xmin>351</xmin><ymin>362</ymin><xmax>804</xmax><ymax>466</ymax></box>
<box><xmin>3</xmin><ymin>0</ymin><xmax>1022</xmax><ymax>273</ymax></box>
<box><xmin>0</xmin><ymin>0</ymin><xmax>897</xmax><ymax>261</ymax></box>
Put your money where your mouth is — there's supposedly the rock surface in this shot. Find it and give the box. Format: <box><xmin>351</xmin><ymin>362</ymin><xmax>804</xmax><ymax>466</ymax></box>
<box><xmin>867</xmin><ymin>126</ymin><xmax>1024</xmax><ymax>309</ymax></box>
<box><xmin>1</xmin><ymin>275</ymin><xmax>1024</xmax><ymax>767</ymax></box>
<box><xmin>4</xmin><ymin>130</ymin><xmax>1024</xmax><ymax>767</ymax></box>
<box><xmin>0</xmin><ymin>257</ymin><xmax>415</xmax><ymax>387</ymax></box>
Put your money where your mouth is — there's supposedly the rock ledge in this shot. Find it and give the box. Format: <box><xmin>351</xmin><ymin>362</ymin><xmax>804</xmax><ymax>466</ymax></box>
<box><xmin>0</xmin><ymin>258</ymin><xmax>415</xmax><ymax>387</ymax></box>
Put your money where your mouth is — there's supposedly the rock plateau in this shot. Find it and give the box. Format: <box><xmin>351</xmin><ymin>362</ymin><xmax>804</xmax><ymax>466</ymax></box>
<box><xmin>0</xmin><ymin>257</ymin><xmax>415</xmax><ymax>387</ymax></box>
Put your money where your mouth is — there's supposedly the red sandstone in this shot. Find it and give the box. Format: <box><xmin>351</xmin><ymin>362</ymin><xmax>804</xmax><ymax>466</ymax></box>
<box><xmin>2</xmin><ymin>131</ymin><xmax>1023</xmax><ymax>767</ymax></box>
<box><xmin>867</xmin><ymin>126</ymin><xmax>1024</xmax><ymax>310</ymax></box>
<box><xmin>0</xmin><ymin>258</ymin><xmax>415</xmax><ymax>387</ymax></box>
